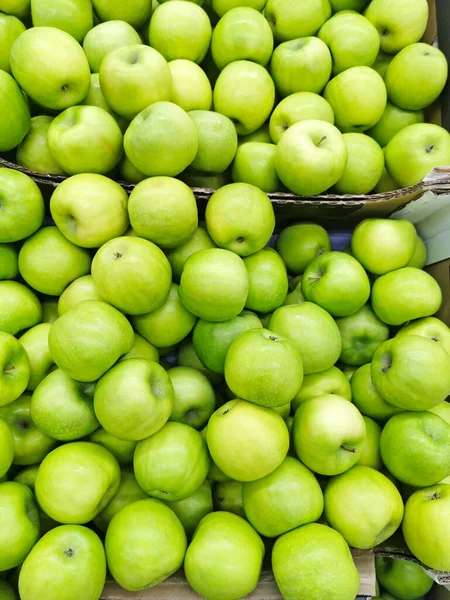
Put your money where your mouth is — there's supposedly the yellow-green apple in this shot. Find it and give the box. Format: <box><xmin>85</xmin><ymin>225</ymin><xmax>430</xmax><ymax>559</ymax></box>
<box><xmin>212</xmin><ymin>7</ymin><xmax>273</xmax><ymax>70</ymax></box>
<box><xmin>324</xmin><ymin>66</ymin><xmax>387</xmax><ymax>132</ymax></box>
<box><xmin>0</xmin><ymin>281</ymin><xmax>42</xmax><ymax>335</ymax></box>
<box><xmin>0</xmin><ymin>243</ymin><xmax>18</xmax><ymax>280</ymax></box>
<box><xmin>232</xmin><ymin>142</ymin><xmax>281</xmax><ymax>193</ymax></box>
<box><xmin>319</xmin><ymin>11</ymin><xmax>380</xmax><ymax>74</ymax></box>
<box><xmin>243</xmin><ymin>248</ymin><xmax>288</xmax><ymax>312</ymax></box>
<box><xmin>324</xmin><ymin>465</ymin><xmax>404</xmax><ymax>548</ymax></box>
<box><xmin>100</xmin><ymin>45</ymin><xmax>172</xmax><ymax>121</ymax></box>
<box><xmin>0</xmin><ymin>580</ymin><xmax>15</xmax><ymax>600</ymax></box>
<box><xmin>269</xmin><ymin>92</ymin><xmax>334</xmax><ymax>143</ymax></box>
<box><xmin>381</xmin><ymin>411</ymin><xmax>450</xmax><ymax>486</ymax></box>
<box><xmin>374</xmin><ymin>163</ymin><xmax>399</xmax><ymax>193</ymax></box>
<box><xmin>372</xmin><ymin>50</ymin><xmax>393</xmax><ymax>78</ymax></box>
<box><xmin>275</xmin><ymin>119</ymin><xmax>348</xmax><ymax>195</ymax></box>
<box><xmin>211</xmin><ymin>0</ymin><xmax>265</xmax><ymax>16</ymax></box>
<box><xmin>357</xmin><ymin>416</ymin><xmax>382</xmax><ymax>470</ymax></box>
<box><xmin>193</xmin><ymin>311</ymin><xmax>262</xmax><ymax>374</ymax></box>
<box><xmin>0</xmin><ymin>482</ymin><xmax>39</xmax><ymax>570</ymax></box>
<box><xmin>376</xmin><ymin>557</ymin><xmax>433</xmax><ymax>600</ymax></box>
<box><xmin>273</xmin><ymin>523</ymin><xmax>360</xmax><ymax>600</ymax></box>
<box><xmin>239</xmin><ymin>124</ymin><xmax>272</xmax><ymax>145</ymax></box>
<box><xmin>385</xmin><ymin>44</ymin><xmax>448</xmax><ymax>111</ymax></box>
<box><xmin>365</xmin><ymin>0</ymin><xmax>429</xmax><ymax>54</ymax></box>
<box><xmin>351</xmin><ymin>218</ymin><xmax>417</xmax><ymax>275</ymax></box>
<box><xmin>269</xmin><ymin>302</ymin><xmax>342</xmax><ymax>373</ymax></box>
<box><xmin>335</xmin><ymin>133</ymin><xmax>384</xmax><ymax>194</ymax></box>
<box><xmin>31</xmin><ymin>0</ymin><xmax>93</xmax><ymax>42</ymax></box>
<box><xmin>368</xmin><ymin>102</ymin><xmax>424</xmax><ymax>147</ymax></box>
<box><xmin>242</xmin><ymin>456</ymin><xmax>323</xmax><ymax>537</ymax></box>
<box><xmin>371</xmin><ymin>267</ymin><xmax>442</xmax><ymax>325</ymax></box>
<box><xmin>14</xmin><ymin>463</ymin><xmax>39</xmax><ymax>489</ymax></box>
<box><xmin>0</xmin><ymin>71</ymin><xmax>30</xmax><ymax>152</ymax></box>
<box><xmin>371</xmin><ymin>336</ymin><xmax>450</xmax><ymax>410</ymax></box>
<box><xmin>385</xmin><ymin>123</ymin><xmax>450</xmax><ymax>188</ymax></box>
<box><xmin>149</xmin><ymin>1</ymin><xmax>212</xmax><ymax>63</ymax></box>
<box><xmin>181</xmin><ymin>169</ymin><xmax>231</xmax><ymax>189</ymax></box>
<box><xmin>185</xmin><ymin>511</ymin><xmax>264</xmax><ymax>600</ymax></box>
<box><xmin>31</xmin><ymin>369</ymin><xmax>98</xmax><ymax>441</ymax></box>
<box><xmin>292</xmin><ymin>366</ymin><xmax>351</xmax><ymax>412</ymax></box>
<box><xmin>351</xmin><ymin>364</ymin><xmax>402</xmax><ymax>421</ymax></box>
<box><xmin>19</xmin><ymin>323</ymin><xmax>52</xmax><ymax>391</ymax></box>
<box><xmin>189</xmin><ymin>110</ymin><xmax>238</xmax><ymax>173</ymax></box>
<box><xmin>178</xmin><ymin>338</ymin><xmax>224</xmax><ymax>385</ymax></box>
<box><xmin>330</xmin><ymin>0</ymin><xmax>369</xmax><ymax>8</ymax></box>
<box><xmin>225</xmin><ymin>329</ymin><xmax>303</xmax><ymax>407</ymax></box>
<box><xmin>169</xmin><ymin>59</ymin><xmax>212</xmax><ymax>111</ymax></box>
<box><xmin>0</xmin><ymin>394</ymin><xmax>56</xmax><ymax>465</ymax></box>
<box><xmin>302</xmin><ymin>251</ymin><xmax>371</xmax><ymax>317</ymax></box>
<box><xmin>91</xmin><ymin>236</ymin><xmax>172</xmax><ymax>315</ymax></box>
<box><xmin>265</xmin><ymin>0</ymin><xmax>331</xmax><ymax>41</ymax></box>
<box><xmin>276</xmin><ymin>223</ymin><xmax>331</xmax><ymax>274</ymax></box>
<box><xmin>293</xmin><ymin>394</ymin><xmax>366</xmax><ymax>475</ymax></box>
<box><xmin>0</xmin><ymin>169</ymin><xmax>44</xmax><ymax>243</ymax></box>
<box><xmin>336</xmin><ymin>304</ymin><xmax>389</xmax><ymax>366</ymax></box>
<box><xmin>134</xmin><ymin>421</ymin><xmax>209</xmax><ymax>500</ymax></box>
<box><xmin>0</xmin><ymin>0</ymin><xmax>30</xmax><ymax>18</ymax></box>
<box><xmin>179</xmin><ymin>248</ymin><xmax>249</xmax><ymax>321</ymax></box>
<box><xmin>124</xmin><ymin>101</ymin><xmax>198</xmax><ymax>176</ymax></box>
<box><xmin>49</xmin><ymin>300</ymin><xmax>134</xmax><ymax>382</ymax></box>
<box><xmin>167</xmin><ymin>366</ymin><xmax>215</xmax><ymax>429</ymax></box>
<box><xmin>18</xmin><ymin>226</ymin><xmax>91</xmax><ymax>296</ymax></box>
<box><xmin>82</xmin><ymin>20</ymin><xmax>141</xmax><ymax>73</ymax></box>
<box><xmin>16</xmin><ymin>115</ymin><xmax>64</xmax><ymax>175</ymax></box>
<box><xmin>213</xmin><ymin>60</ymin><xmax>275</xmax><ymax>135</ymax></box>
<box><xmin>270</xmin><ymin>37</ymin><xmax>332</xmax><ymax>97</ymax></box>
<box><xmin>0</xmin><ymin>12</ymin><xmax>25</xmax><ymax>72</ymax></box>
<box><xmin>408</xmin><ymin>235</ymin><xmax>427</xmax><ymax>268</ymax></box>
<box><xmin>213</xmin><ymin>480</ymin><xmax>244</xmax><ymax>517</ymax></box>
<box><xmin>57</xmin><ymin>275</ymin><xmax>102</xmax><ymax>315</ymax></box>
<box><xmin>429</xmin><ymin>401</ymin><xmax>450</xmax><ymax>426</ymax></box>
<box><xmin>10</xmin><ymin>27</ymin><xmax>90</xmax><ymax>110</ymax></box>
<box><xmin>0</xmin><ymin>333</ymin><xmax>30</xmax><ymax>406</ymax></box>
<box><xmin>89</xmin><ymin>427</ymin><xmax>136</xmax><ymax>466</ymax></box>
<box><xmin>207</xmin><ymin>399</ymin><xmax>289</xmax><ymax>481</ymax></box>
<box><xmin>50</xmin><ymin>174</ymin><xmax>129</xmax><ymax>248</ymax></box>
<box><xmin>94</xmin><ymin>358</ymin><xmax>173</xmax><ymax>440</ymax></box>
<box><xmin>18</xmin><ymin>525</ymin><xmax>106</xmax><ymax>600</ymax></box>
<box><xmin>0</xmin><ymin>418</ymin><xmax>13</xmax><ymax>476</ymax></box>
<box><xmin>119</xmin><ymin>156</ymin><xmax>146</xmax><ymax>184</ymax></box>
<box><xmin>105</xmin><ymin>498</ymin><xmax>186</xmax><ymax>590</ymax></box>
<box><xmin>396</xmin><ymin>317</ymin><xmax>450</xmax><ymax>355</ymax></box>
<box><xmin>91</xmin><ymin>0</ymin><xmax>151</xmax><ymax>27</ymax></box>
<box><xmin>81</xmin><ymin>73</ymin><xmax>128</xmax><ymax>131</ymax></box>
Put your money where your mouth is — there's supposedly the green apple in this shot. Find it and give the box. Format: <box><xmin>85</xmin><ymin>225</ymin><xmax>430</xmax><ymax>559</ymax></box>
<box><xmin>0</xmin><ymin>418</ymin><xmax>13</xmax><ymax>477</ymax></box>
<box><xmin>19</xmin><ymin>323</ymin><xmax>52</xmax><ymax>391</ymax></box>
<box><xmin>165</xmin><ymin>227</ymin><xmax>216</xmax><ymax>282</ymax></box>
<box><xmin>125</xmin><ymin>101</ymin><xmax>198</xmax><ymax>176</ymax></box>
<box><xmin>273</xmin><ymin>523</ymin><xmax>360</xmax><ymax>600</ymax></box>
<box><xmin>243</xmin><ymin>248</ymin><xmax>288</xmax><ymax>313</ymax></box>
<box><xmin>372</xmin><ymin>267</ymin><xmax>442</xmax><ymax>325</ymax></box>
<box><xmin>91</xmin><ymin>236</ymin><xmax>172</xmax><ymax>316</ymax></box>
<box><xmin>179</xmin><ymin>248</ymin><xmax>249</xmax><ymax>321</ymax></box>
<box><xmin>368</xmin><ymin>102</ymin><xmax>424</xmax><ymax>148</ymax></box>
<box><xmin>239</xmin><ymin>124</ymin><xmax>272</xmax><ymax>145</ymax></box>
<box><xmin>213</xmin><ymin>60</ymin><xmax>275</xmax><ymax>135</ymax></box>
<box><xmin>242</xmin><ymin>456</ymin><xmax>323</xmax><ymax>537</ymax></box>
<box><xmin>0</xmin><ymin>0</ymin><xmax>30</xmax><ymax>18</ymax></box>
<box><xmin>18</xmin><ymin>226</ymin><xmax>91</xmax><ymax>296</ymax></box>
<box><xmin>371</xmin><ymin>50</ymin><xmax>393</xmax><ymax>78</ymax></box>
<box><xmin>49</xmin><ymin>300</ymin><xmax>134</xmax><ymax>382</ymax></box>
<box><xmin>265</xmin><ymin>0</ymin><xmax>331</xmax><ymax>41</ymax></box>
<box><xmin>149</xmin><ymin>1</ymin><xmax>212</xmax><ymax>63</ymax></box>
<box><xmin>270</xmin><ymin>37</ymin><xmax>332</xmax><ymax>98</ymax></box>
<box><xmin>376</xmin><ymin>557</ymin><xmax>433</xmax><ymax>600</ymax></box>
<box><xmin>82</xmin><ymin>73</ymin><xmax>128</xmax><ymax>132</ymax></box>
<box><xmin>169</xmin><ymin>59</ymin><xmax>212</xmax><ymax>112</ymax></box>
<box><xmin>0</xmin><ymin>281</ymin><xmax>42</xmax><ymax>336</ymax></box>
<box><xmin>276</xmin><ymin>223</ymin><xmax>331</xmax><ymax>274</ymax></box>
<box><xmin>269</xmin><ymin>92</ymin><xmax>334</xmax><ymax>144</ymax></box>
<box><xmin>16</xmin><ymin>115</ymin><xmax>64</xmax><ymax>175</ymax></box>
<box><xmin>335</xmin><ymin>133</ymin><xmax>384</xmax><ymax>194</ymax></box>
<box><xmin>429</xmin><ymin>401</ymin><xmax>450</xmax><ymax>426</ymax></box>
<box><xmin>0</xmin><ymin>482</ymin><xmax>39</xmax><ymax>570</ymax></box>
<box><xmin>212</xmin><ymin>7</ymin><xmax>273</xmax><ymax>70</ymax></box>
<box><xmin>324</xmin><ymin>465</ymin><xmax>403</xmax><ymax>548</ymax></box>
<box><xmin>181</xmin><ymin>169</ymin><xmax>231</xmax><ymax>189</ymax></box>
<box><xmin>89</xmin><ymin>427</ymin><xmax>136</xmax><ymax>466</ymax></box>
<box><xmin>324</xmin><ymin>66</ymin><xmax>387</xmax><ymax>132</ymax></box>
<box><xmin>205</xmin><ymin>183</ymin><xmax>275</xmax><ymax>256</ymax></box>
<box><xmin>10</xmin><ymin>26</ymin><xmax>90</xmax><ymax>110</ymax></box>
<box><xmin>91</xmin><ymin>0</ymin><xmax>152</xmax><ymax>28</ymax></box>
<box><xmin>19</xmin><ymin>525</ymin><xmax>105</xmax><ymax>600</ymax></box>
<box><xmin>178</xmin><ymin>337</ymin><xmax>224</xmax><ymax>385</ymax></box>
<box><xmin>31</xmin><ymin>0</ymin><xmax>93</xmax><ymax>42</ymax></box>
<box><xmin>105</xmin><ymin>497</ymin><xmax>186</xmax><ymax>590</ymax></box>
<box><xmin>185</xmin><ymin>511</ymin><xmax>264</xmax><ymax>600</ymax></box>
<box><xmin>0</xmin><ymin>394</ymin><xmax>56</xmax><ymax>465</ymax></box>
<box><xmin>211</xmin><ymin>0</ymin><xmax>265</xmax><ymax>16</ymax></box>
<box><xmin>269</xmin><ymin>302</ymin><xmax>342</xmax><ymax>374</ymax></box>
<box><xmin>302</xmin><ymin>251</ymin><xmax>371</xmax><ymax>317</ymax></box>
<box><xmin>371</xmin><ymin>336</ymin><xmax>450</xmax><ymax>410</ymax></box>
<box><xmin>351</xmin><ymin>364</ymin><xmax>402</xmax><ymax>421</ymax></box>
<box><xmin>82</xmin><ymin>20</ymin><xmax>142</xmax><ymax>73</ymax></box>
<box><xmin>0</xmin><ymin>12</ymin><xmax>25</xmax><ymax>73</ymax></box>
<box><xmin>14</xmin><ymin>463</ymin><xmax>39</xmax><ymax>489</ymax></box>
<box><xmin>365</xmin><ymin>0</ymin><xmax>429</xmax><ymax>54</ymax></box>
<box><xmin>225</xmin><ymin>329</ymin><xmax>303</xmax><ymax>407</ymax></box>
<box><xmin>0</xmin><ymin>333</ymin><xmax>30</xmax><ymax>406</ymax></box>
<box><xmin>385</xmin><ymin>44</ymin><xmax>448</xmax><ymax>111</ymax></box>
<box><xmin>189</xmin><ymin>110</ymin><xmax>238</xmax><ymax>173</ymax></box>
<box><xmin>119</xmin><ymin>156</ymin><xmax>146</xmax><ymax>184</ymax></box>
<box><xmin>134</xmin><ymin>421</ymin><xmax>209</xmax><ymax>500</ymax></box>
<box><xmin>319</xmin><ymin>11</ymin><xmax>380</xmax><ymax>75</ymax></box>
<box><xmin>275</xmin><ymin>119</ymin><xmax>347</xmax><ymax>195</ymax></box>
<box><xmin>232</xmin><ymin>142</ymin><xmax>281</xmax><ymax>193</ymax></box>
<box><xmin>292</xmin><ymin>366</ymin><xmax>351</xmax><ymax>412</ymax></box>
<box><xmin>100</xmin><ymin>45</ymin><xmax>172</xmax><ymax>121</ymax></box>
<box><xmin>0</xmin><ymin>71</ymin><xmax>30</xmax><ymax>152</ymax></box>
<box><xmin>168</xmin><ymin>366</ymin><xmax>215</xmax><ymax>429</ymax></box>
<box><xmin>357</xmin><ymin>416</ymin><xmax>382</xmax><ymax>470</ymax></box>
<box><xmin>336</xmin><ymin>304</ymin><xmax>389</xmax><ymax>366</ymax></box>
<box><xmin>0</xmin><ymin>580</ymin><xmax>16</xmax><ymax>600</ymax></box>
<box><xmin>408</xmin><ymin>234</ymin><xmax>427</xmax><ymax>268</ymax></box>
<box><xmin>0</xmin><ymin>243</ymin><xmax>19</xmax><ymax>280</ymax></box>
<box><xmin>381</xmin><ymin>411</ymin><xmax>450</xmax><ymax>487</ymax></box>
<box><xmin>207</xmin><ymin>399</ymin><xmax>289</xmax><ymax>481</ymax></box>
<box><xmin>330</xmin><ymin>0</ymin><xmax>370</xmax><ymax>12</ymax></box>
<box><xmin>351</xmin><ymin>218</ymin><xmax>417</xmax><ymax>275</ymax></box>
<box><xmin>396</xmin><ymin>317</ymin><xmax>450</xmax><ymax>355</ymax></box>
<box><xmin>50</xmin><ymin>174</ymin><xmax>129</xmax><ymax>249</ymax></box>
<box><xmin>374</xmin><ymin>164</ymin><xmax>399</xmax><ymax>193</ymax></box>
<box><xmin>0</xmin><ymin>169</ymin><xmax>44</xmax><ymax>243</ymax></box>
<box><xmin>385</xmin><ymin>123</ymin><xmax>450</xmax><ymax>188</ymax></box>
<box><xmin>57</xmin><ymin>276</ymin><xmax>102</xmax><ymax>315</ymax></box>
<box><xmin>168</xmin><ymin>479</ymin><xmax>213</xmax><ymax>538</ymax></box>
<box><xmin>213</xmin><ymin>480</ymin><xmax>244</xmax><ymax>517</ymax></box>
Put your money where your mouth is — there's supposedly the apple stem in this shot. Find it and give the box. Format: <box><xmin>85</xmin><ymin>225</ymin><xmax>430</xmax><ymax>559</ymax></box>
<box><xmin>316</xmin><ymin>136</ymin><xmax>327</xmax><ymax>147</ymax></box>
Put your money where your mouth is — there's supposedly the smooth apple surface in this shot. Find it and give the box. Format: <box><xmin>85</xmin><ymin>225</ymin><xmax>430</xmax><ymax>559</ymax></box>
<box><xmin>169</xmin><ymin>60</ymin><xmax>212</xmax><ymax>112</ymax></box>
<box><xmin>232</xmin><ymin>142</ymin><xmax>281</xmax><ymax>193</ymax></box>
<box><xmin>91</xmin><ymin>0</ymin><xmax>152</xmax><ymax>28</ymax></box>
<box><xmin>57</xmin><ymin>275</ymin><xmax>102</xmax><ymax>315</ymax></box>
<box><xmin>376</xmin><ymin>557</ymin><xmax>433</xmax><ymax>600</ymax></box>
<box><xmin>18</xmin><ymin>322</ymin><xmax>53</xmax><ymax>391</ymax></box>
<box><xmin>0</xmin><ymin>418</ymin><xmax>13</xmax><ymax>477</ymax></box>
<box><xmin>396</xmin><ymin>316</ymin><xmax>450</xmax><ymax>356</ymax></box>
<box><xmin>213</xmin><ymin>480</ymin><xmax>244</xmax><ymax>518</ymax></box>
<box><xmin>0</xmin><ymin>243</ymin><xmax>19</xmax><ymax>280</ymax></box>
<box><xmin>243</xmin><ymin>248</ymin><xmax>288</xmax><ymax>313</ymax></box>
<box><xmin>368</xmin><ymin>102</ymin><xmax>424</xmax><ymax>148</ymax></box>
<box><xmin>0</xmin><ymin>71</ymin><xmax>31</xmax><ymax>152</ymax></box>
<box><xmin>168</xmin><ymin>366</ymin><xmax>216</xmax><ymax>429</ymax></box>
<box><xmin>16</xmin><ymin>115</ymin><xmax>65</xmax><ymax>175</ymax></box>
<box><xmin>0</xmin><ymin>169</ymin><xmax>44</xmax><ymax>243</ymax></box>
<box><xmin>265</xmin><ymin>0</ymin><xmax>331</xmax><ymax>41</ymax></box>
<box><xmin>89</xmin><ymin>427</ymin><xmax>136</xmax><ymax>466</ymax></box>
<box><xmin>292</xmin><ymin>366</ymin><xmax>351</xmax><ymax>412</ymax></box>
<box><xmin>0</xmin><ymin>281</ymin><xmax>42</xmax><ymax>336</ymax></box>
<box><xmin>269</xmin><ymin>92</ymin><xmax>334</xmax><ymax>143</ymax></box>
<box><xmin>82</xmin><ymin>20</ymin><xmax>141</xmax><ymax>73</ymax></box>
<box><xmin>334</xmin><ymin>133</ymin><xmax>384</xmax><ymax>194</ymax></box>
<box><xmin>276</xmin><ymin>223</ymin><xmax>331</xmax><ymax>274</ymax></box>
<box><xmin>31</xmin><ymin>0</ymin><xmax>93</xmax><ymax>42</ymax></box>
<box><xmin>189</xmin><ymin>110</ymin><xmax>238</xmax><ymax>174</ymax></box>
<box><xmin>0</xmin><ymin>332</ymin><xmax>30</xmax><ymax>407</ymax></box>
<box><xmin>0</xmin><ymin>12</ymin><xmax>25</xmax><ymax>73</ymax></box>
<box><xmin>357</xmin><ymin>416</ymin><xmax>382</xmax><ymax>470</ymax></box>
<box><xmin>351</xmin><ymin>364</ymin><xmax>403</xmax><ymax>421</ymax></box>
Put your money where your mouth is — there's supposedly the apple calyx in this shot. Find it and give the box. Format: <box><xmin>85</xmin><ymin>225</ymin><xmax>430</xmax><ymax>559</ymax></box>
<box><xmin>429</xmin><ymin>490</ymin><xmax>441</xmax><ymax>501</ymax></box>
<box><xmin>3</xmin><ymin>365</ymin><xmax>15</xmax><ymax>372</ymax></box>
<box><xmin>113</xmin><ymin>251</ymin><xmax>123</xmax><ymax>260</ymax></box>
<box><xmin>425</xmin><ymin>144</ymin><xmax>435</xmax><ymax>154</ymax></box>
<box><xmin>64</xmin><ymin>547</ymin><xmax>75</xmax><ymax>558</ymax></box>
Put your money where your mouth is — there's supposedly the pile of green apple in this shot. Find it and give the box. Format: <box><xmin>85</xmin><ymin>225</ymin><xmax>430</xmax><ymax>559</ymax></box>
<box><xmin>1</xmin><ymin>0</ymin><xmax>450</xmax><ymax>196</ymax></box>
